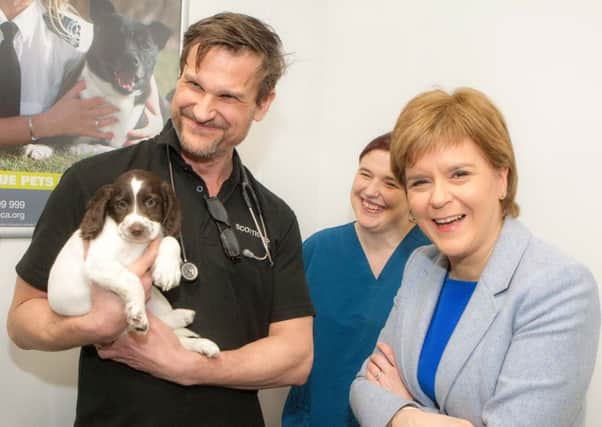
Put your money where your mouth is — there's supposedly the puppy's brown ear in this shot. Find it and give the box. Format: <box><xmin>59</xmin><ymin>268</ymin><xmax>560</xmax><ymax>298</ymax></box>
<box><xmin>161</xmin><ymin>180</ymin><xmax>181</xmax><ymax>236</ymax></box>
<box><xmin>80</xmin><ymin>184</ymin><xmax>114</xmax><ymax>240</ymax></box>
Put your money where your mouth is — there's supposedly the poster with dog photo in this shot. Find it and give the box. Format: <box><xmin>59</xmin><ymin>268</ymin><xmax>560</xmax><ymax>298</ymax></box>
<box><xmin>0</xmin><ymin>0</ymin><xmax>182</xmax><ymax>235</ymax></box>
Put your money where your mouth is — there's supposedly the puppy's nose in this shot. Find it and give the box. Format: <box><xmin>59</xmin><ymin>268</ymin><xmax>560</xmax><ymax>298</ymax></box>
<box><xmin>129</xmin><ymin>222</ymin><xmax>145</xmax><ymax>237</ymax></box>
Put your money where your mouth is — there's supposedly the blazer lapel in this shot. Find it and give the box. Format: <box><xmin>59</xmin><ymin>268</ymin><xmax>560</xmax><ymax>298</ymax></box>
<box><xmin>435</xmin><ymin>217</ymin><xmax>531</xmax><ymax>409</ymax></box>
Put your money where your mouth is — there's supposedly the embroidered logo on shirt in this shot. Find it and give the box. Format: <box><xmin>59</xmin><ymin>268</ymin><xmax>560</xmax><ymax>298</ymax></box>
<box><xmin>43</xmin><ymin>12</ymin><xmax>81</xmax><ymax>48</ymax></box>
<box><xmin>235</xmin><ymin>223</ymin><xmax>270</xmax><ymax>243</ymax></box>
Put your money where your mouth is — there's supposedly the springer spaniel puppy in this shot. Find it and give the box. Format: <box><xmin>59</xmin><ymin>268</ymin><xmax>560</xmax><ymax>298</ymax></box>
<box><xmin>48</xmin><ymin>169</ymin><xmax>219</xmax><ymax>357</ymax></box>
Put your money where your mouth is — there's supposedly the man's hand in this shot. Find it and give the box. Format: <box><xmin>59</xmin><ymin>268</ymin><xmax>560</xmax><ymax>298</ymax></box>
<box><xmin>80</xmin><ymin>239</ymin><xmax>160</xmax><ymax>344</ymax></box>
<box><xmin>96</xmin><ymin>311</ymin><xmax>200</xmax><ymax>384</ymax></box>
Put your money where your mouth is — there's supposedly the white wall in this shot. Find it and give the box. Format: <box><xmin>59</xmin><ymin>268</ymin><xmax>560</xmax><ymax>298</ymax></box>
<box><xmin>2</xmin><ymin>1</ymin><xmax>601</xmax><ymax>426</ymax></box>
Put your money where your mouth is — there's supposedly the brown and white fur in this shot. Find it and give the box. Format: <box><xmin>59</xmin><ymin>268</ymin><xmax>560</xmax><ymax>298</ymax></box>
<box><xmin>48</xmin><ymin>169</ymin><xmax>219</xmax><ymax>357</ymax></box>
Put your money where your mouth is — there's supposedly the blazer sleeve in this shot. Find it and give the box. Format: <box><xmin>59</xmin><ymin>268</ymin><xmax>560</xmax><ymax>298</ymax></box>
<box><xmin>482</xmin><ymin>261</ymin><xmax>600</xmax><ymax>426</ymax></box>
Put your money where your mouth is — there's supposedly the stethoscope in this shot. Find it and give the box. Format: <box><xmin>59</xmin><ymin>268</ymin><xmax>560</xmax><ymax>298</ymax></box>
<box><xmin>166</xmin><ymin>145</ymin><xmax>273</xmax><ymax>282</ymax></box>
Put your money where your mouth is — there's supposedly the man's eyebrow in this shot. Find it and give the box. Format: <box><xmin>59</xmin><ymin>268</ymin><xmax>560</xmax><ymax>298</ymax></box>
<box><xmin>181</xmin><ymin>73</ymin><xmax>246</xmax><ymax>99</ymax></box>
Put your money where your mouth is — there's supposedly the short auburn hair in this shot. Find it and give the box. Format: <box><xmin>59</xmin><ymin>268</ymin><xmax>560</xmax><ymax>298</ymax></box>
<box><xmin>180</xmin><ymin>12</ymin><xmax>286</xmax><ymax>105</ymax></box>
<box><xmin>391</xmin><ymin>87</ymin><xmax>519</xmax><ymax>217</ymax></box>
<box><xmin>359</xmin><ymin>132</ymin><xmax>391</xmax><ymax>160</ymax></box>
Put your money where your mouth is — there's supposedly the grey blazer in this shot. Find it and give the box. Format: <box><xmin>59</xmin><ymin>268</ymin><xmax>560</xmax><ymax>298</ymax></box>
<box><xmin>350</xmin><ymin>217</ymin><xmax>600</xmax><ymax>427</ymax></box>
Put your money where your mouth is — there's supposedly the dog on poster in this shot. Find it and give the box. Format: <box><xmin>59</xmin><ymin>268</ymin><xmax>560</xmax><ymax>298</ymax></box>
<box><xmin>27</xmin><ymin>0</ymin><xmax>172</xmax><ymax>159</ymax></box>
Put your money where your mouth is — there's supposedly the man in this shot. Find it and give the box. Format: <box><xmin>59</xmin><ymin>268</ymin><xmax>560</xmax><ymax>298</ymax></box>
<box><xmin>7</xmin><ymin>12</ymin><xmax>314</xmax><ymax>426</ymax></box>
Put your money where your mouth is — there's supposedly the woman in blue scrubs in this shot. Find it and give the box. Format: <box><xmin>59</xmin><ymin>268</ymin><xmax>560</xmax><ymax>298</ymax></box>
<box><xmin>282</xmin><ymin>133</ymin><xmax>429</xmax><ymax>426</ymax></box>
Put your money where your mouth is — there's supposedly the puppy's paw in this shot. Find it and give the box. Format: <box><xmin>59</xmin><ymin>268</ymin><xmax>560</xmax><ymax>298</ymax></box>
<box><xmin>125</xmin><ymin>302</ymin><xmax>148</xmax><ymax>334</ymax></box>
<box><xmin>152</xmin><ymin>253</ymin><xmax>181</xmax><ymax>292</ymax></box>
<box><xmin>180</xmin><ymin>337</ymin><xmax>220</xmax><ymax>358</ymax></box>
<box><xmin>196</xmin><ymin>338</ymin><xmax>220</xmax><ymax>358</ymax></box>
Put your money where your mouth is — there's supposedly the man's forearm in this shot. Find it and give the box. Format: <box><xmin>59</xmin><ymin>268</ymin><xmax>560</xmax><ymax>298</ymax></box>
<box><xmin>7</xmin><ymin>296</ymin><xmax>92</xmax><ymax>351</ymax></box>
<box><xmin>175</xmin><ymin>316</ymin><xmax>314</xmax><ymax>389</ymax></box>
<box><xmin>7</xmin><ymin>277</ymin><xmax>124</xmax><ymax>351</ymax></box>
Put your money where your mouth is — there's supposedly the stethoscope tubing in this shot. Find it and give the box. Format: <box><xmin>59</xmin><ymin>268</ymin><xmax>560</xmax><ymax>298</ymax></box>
<box><xmin>165</xmin><ymin>145</ymin><xmax>273</xmax><ymax>282</ymax></box>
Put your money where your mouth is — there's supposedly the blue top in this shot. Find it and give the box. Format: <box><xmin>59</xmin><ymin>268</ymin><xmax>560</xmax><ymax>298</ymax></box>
<box><xmin>282</xmin><ymin>222</ymin><xmax>430</xmax><ymax>426</ymax></box>
<box><xmin>417</xmin><ymin>275</ymin><xmax>477</xmax><ymax>404</ymax></box>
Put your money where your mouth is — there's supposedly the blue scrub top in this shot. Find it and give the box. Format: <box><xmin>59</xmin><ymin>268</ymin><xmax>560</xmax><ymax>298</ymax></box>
<box><xmin>283</xmin><ymin>222</ymin><xmax>430</xmax><ymax>426</ymax></box>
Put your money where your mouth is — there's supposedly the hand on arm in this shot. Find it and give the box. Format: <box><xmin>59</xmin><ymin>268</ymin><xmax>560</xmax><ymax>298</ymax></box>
<box><xmin>98</xmin><ymin>314</ymin><xmax>314</xmax><ymax>389</ymax></box>
<box><xmin>0</xmin><ymin>80</ymin><xmax>118</xmax><ymax>146</ymax></box>
<box><xmin>368</xmin><ymin>342</ymin><xmax>413</xmax><ymax>399</ymax></box>
<box><xmin>368</xmin><ymin>342</ymin><xmax>473</xmax><ymax>427</ymax></box>
<box><xmin>40</xmin><ymin>80</ymin><xmax>119</xmax><ymax>140</ymax></box>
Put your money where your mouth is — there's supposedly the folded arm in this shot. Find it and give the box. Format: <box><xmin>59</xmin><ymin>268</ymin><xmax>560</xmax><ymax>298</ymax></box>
<box><xmin>367</xmin><ymin>342</ymin><xmax>473</xmax><ymax>427</ymax></box>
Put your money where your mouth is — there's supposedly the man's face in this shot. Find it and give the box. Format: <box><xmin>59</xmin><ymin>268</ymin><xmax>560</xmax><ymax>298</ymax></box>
<box><xmin>171</xmin><ymin>46</ymin><xmax>274</xmax><ymax>163</ymax></box>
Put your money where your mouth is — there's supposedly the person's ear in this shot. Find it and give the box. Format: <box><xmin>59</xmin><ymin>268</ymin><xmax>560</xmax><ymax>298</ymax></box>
<box><xmin>497</xmin><ymin>167</ymin><xmax>509</xmax><ymax>198</ymax></box>
<box><xmin>253</xmin><ymin>90</ymin><xmax>276</xmax><ymax>122</ymax></box>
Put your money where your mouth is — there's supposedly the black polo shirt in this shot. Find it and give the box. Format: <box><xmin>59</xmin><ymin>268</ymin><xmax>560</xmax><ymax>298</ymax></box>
<box><xmin>16</xmin><ymin>121</ymin><xmax>314</xmax><ymax>427</ymax></box>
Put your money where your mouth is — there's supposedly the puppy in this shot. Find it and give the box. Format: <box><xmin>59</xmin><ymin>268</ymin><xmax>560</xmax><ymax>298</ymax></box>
<box><xmin>48</xmin><ymin>169</ymin><xmax>219</xmax><ymax>357</ymax></box>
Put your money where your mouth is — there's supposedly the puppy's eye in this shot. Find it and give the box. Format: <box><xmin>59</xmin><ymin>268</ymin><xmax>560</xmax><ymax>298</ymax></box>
<box><xmin>145</xmin><ymin>198</ymin><xmax>158</xmax><ymax>209</ymax></box>
<box><xmin>115</xmin><ymin>200</ymin><xmax>128</xmax><ymax>210</ymax></box>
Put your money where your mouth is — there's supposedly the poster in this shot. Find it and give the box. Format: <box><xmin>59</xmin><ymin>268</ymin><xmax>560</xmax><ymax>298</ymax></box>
<box><xmin>0</xmin><ymin>0</ymin><xmax>183</xmax><ymax>236</ymax></box>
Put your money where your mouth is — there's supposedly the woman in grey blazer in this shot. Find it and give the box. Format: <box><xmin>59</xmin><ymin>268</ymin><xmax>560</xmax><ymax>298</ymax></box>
<box><xmin>350</xmin><ymin>87</ymin><xmax>600</xmax><ymax>427</ymax></box>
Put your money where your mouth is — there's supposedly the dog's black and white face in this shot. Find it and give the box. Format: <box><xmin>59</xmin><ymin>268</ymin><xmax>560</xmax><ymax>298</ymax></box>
<box><xmin>87</xmin><ymin>0</ymin><xmax>171</xmax><ymax>97</ymax></box>
<box><xmin>80</xmin><ymin>169</ymin><xmax>181</xmax><ymax>243</ymax></box>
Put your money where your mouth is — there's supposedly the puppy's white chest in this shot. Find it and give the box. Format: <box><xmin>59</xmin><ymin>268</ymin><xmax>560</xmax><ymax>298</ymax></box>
<box><xmin>89</xmin><ymin>218</ymin><xmax>147</xmax><ymax>262</ymax></box>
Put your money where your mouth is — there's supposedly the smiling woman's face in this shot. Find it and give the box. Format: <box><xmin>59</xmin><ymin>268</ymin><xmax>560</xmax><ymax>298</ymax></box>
<box><xmin>405</xmin><ymin>138</ymin><xmax>508</xmax><ymax>279</ymax></box>
<box><xmin>350</xmin><ymin>149</ymin><xmax>408</xmax><ymax>235</ymax></box>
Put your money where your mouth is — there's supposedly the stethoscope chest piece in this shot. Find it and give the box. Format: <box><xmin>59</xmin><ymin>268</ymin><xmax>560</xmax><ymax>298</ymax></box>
<box><xmin>181</xmin><ymin>261</ymin><xmax>199</xmax><ymax>282</ymax></box>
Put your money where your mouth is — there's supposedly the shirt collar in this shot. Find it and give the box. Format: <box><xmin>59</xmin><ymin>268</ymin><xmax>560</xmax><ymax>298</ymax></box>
<box><xmin>6</xmin><ymin>0</ymin><xmax>43</xmax><ymax>45</ymax></box>
<box><xmin>161</xmin><ymin>120</ymin><xmax>243</xmax><ymax>201</ymax></box>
